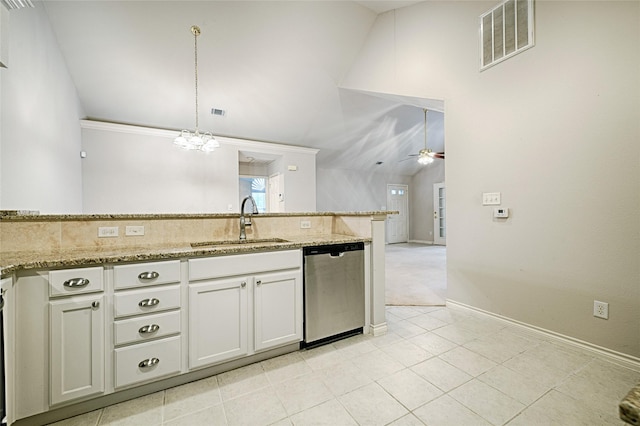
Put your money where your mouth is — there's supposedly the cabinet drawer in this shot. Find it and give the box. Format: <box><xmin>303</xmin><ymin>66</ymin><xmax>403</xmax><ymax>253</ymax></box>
<box><xmin>114</xmin><ymin>260</ymin><xmax>181</xmax><ymax>289</ymax></box>
<box><xmin>189</xmin><ymin>250</ymin><xmax>301</xmax><ymax>281</ymax></box>
<box><xmin>114</xmin><ymin>310</ymin><xmax>181</xmax><ymax>346</ymax></box>
<box><xmin>114</xmin><ymin>285</ymin><xmax>180</xmax><ymax>318</ymax></box>
<box><xmin>49</xmin><ymin>267</ymin><xmax>103</xmax><ymax>297</ymax></box>
<box><xmin>114</xmin><ymin>336</ymin><xmax>181</xmax><ymax>388</ymax></box>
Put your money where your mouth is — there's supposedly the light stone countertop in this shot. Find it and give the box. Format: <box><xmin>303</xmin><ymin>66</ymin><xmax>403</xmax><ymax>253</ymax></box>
<box><xmin>0</xmin><ymin>211</ymin><xmax>394</xmax><ymax>221</ymax></box>
<box><xmin>0</xmin><ymin>234</ymin><xmax>370</xmax><ymax>277</ymax></box>
<box><xmin>620</xmin><ymin>383</ymin><xmax>640</xmax><ymax>424</ymax></box>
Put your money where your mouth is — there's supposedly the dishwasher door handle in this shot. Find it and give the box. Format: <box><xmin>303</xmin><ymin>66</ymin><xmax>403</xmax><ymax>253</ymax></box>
<box><xmin>330</xmin><ymin>252</ymin><xmax>345</xmax><ymax>258</ymax></box>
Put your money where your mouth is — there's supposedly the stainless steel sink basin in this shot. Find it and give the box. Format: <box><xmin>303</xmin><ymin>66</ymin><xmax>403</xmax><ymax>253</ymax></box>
<box><xmin>191</xmin><ymin>238</ymin><xmax>290</xmax><ymax>248</ymax></box>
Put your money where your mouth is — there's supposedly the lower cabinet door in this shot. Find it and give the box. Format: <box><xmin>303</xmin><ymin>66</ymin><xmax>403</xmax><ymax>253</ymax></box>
<box><xmin>50</xmin><ymin>294</ymin><xmax>105</xmax><ymax>405</ymax></box>
<box><xmin>114</xmin><ymin>336</ymin><xmax>181</xmax><ymax>388</ymax></box>
<box><xmin>188</xmin><ymin>277</ymin><xmax>248</xmax><ymax>369</ymax></box>
<box><xmin>254</xmin><ymin>271</ymin><xmax>302</xmax><ymax>351</ymax></box>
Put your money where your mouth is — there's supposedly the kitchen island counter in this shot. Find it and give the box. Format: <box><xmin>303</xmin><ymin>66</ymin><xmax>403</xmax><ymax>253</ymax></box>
<box><xmin>0</xmin><ymin>233</ymin><xmax>370</xmax><ymax>277</ymax></box>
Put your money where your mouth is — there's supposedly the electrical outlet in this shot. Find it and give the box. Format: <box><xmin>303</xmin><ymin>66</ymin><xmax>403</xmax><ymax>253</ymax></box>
<box><xmin>125</xmin><ymin>225</ymin><xmax>145</xmax><ymax>236</ymax></box>
<box><xmin>98</xmin><ymin>226</ymin><xmax>119</xmax><ymax>237</ymax></box>
<box><xmin>593</xmin><ymin>300</ymin><xmax>609</xmax><ymax>319</ymax></box>
<box><xmin>300</xmin><ymin>220</ymin><xmax>311</xmax><ymax>229</ymax></box>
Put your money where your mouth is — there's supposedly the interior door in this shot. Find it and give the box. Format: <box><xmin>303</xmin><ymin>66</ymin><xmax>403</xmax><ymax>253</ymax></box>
<box><xmin>387</xmin><ymin>184</ymin><xmax>409</xmax><ymax>244</ymax></box>
<box><xmin>268</xmin><ymin>173</ymin><xmax>284</xmax><ymax>213</ymax></box>
<box><xmin>433</xmin><ymin>183</ymin><xmax>446</xmax><ymax>245</ymax></box>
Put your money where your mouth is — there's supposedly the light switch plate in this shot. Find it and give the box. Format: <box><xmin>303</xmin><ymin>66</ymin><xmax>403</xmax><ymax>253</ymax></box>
<box><xmin>482</xmin><ymin>192</ymin><xmax>501</xmax><ymax>205</ymax></box>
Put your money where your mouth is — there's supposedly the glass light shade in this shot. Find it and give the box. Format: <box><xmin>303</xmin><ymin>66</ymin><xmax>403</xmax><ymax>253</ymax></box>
<box><xmin>417</xmin><ymin>149</ymin><xmax>434</xmax><ymax>165</ymax></box>
<box><xmin>173</xmin><ymin>131</ymin><xmax>190</xmax><ymax>148</ymax></box>
<box><xmin>201</xmin><ymin>134</ymin><xmax>220</xmax><ymax>152</ymax></box>
<box><xmin>174</xmin><ymin>130</ymin><xmax>219</xmax><ymax>152</ymax></box>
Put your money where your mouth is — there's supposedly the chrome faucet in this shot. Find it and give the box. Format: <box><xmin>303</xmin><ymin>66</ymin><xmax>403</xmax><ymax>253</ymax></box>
<box><xmin>239</xmin><ymin>196</ymin><xmax>259</xmax><ymax>240</ymax></box>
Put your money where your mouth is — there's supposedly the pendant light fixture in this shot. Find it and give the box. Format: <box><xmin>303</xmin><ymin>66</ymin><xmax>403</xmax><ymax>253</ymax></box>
<box><xmin>174</xmin><ymin>25</ymin><xmax>219</xmax><ymax>152</ymax></box>
<box><xmin>417</xmin><ymin>108</ymin><xmax>435</xmax><ymax>165</ymax></box>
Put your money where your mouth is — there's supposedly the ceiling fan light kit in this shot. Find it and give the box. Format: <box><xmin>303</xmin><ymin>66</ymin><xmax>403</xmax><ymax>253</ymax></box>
<box><xmin>417</xmin><ymin>108</ymin><xmax>436</xmax><ymax>165</ymax></box>
<box><xmin>174</xmin><ymin>25</ymin><xmax>220</xmax><ymax>152</ymax></box>
<box><xmin>418</xmin><ymin>148</ymin><xmax>435</xmax><ymax>165</ymax></box>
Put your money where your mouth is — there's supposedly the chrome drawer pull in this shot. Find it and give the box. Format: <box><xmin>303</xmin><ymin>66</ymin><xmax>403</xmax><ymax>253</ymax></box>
<box><xmin>139</xmin><ymin>324</ymin><xmax>160</xmax><ymax>334</ymax></box>
<box><xmin>138</xmin><ymin>271</ymin><xmax>159</xmax><ymax>280</ymax></box>
<box><xmin>63</xmin><ymin>278</ymin><xmax>90</xmax><ymax>288</ymax></box>
<box><xmin>256</xmin><ymin>280</ymin><xmax>262</xmax><ymax>286</ymax></box>
<box><xmin>138</xmin><ymin>298</ymin><xmax>160</xmax><ymax>307</ymax></box>
<box><xmin>138</xmin><ymin>358</ymin><xmax>160</xmax><ymax>368</ymax></box>
<box><xmin>91</xmin><ymin>301</ymin><xmax>100</xmax><ymax>309</ymax></box>
<box><xmin>241</xmin><ymin>281</ymin><xmax>247</xmax><ymax>288</ymax></box>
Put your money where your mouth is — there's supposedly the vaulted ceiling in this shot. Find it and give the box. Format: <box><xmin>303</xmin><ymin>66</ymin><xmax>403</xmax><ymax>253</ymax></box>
<box><xmin>42</xmin><ymin>0</ymin><xmax>444</xmax><ymax>175</ymax></box>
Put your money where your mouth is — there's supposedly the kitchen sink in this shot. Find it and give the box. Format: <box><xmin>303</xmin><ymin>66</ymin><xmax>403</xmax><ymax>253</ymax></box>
<box><xmin>191</xmin><ymin>238</ymin><xmax>290</xmax><ymax>248</ymax></box>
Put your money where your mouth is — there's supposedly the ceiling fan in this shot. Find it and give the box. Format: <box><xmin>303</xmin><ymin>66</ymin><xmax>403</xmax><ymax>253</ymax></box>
<box><xmin>402</xmin><ymin>108</ymin><xmax>445</xmax><ymax>164</ymax></box>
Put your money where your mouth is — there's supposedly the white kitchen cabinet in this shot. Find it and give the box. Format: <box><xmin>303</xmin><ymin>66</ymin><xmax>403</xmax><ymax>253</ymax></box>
<box><xmin>113</xmin><ymin>260</ymin><xmax>181</xmax><ymax>290</ymax></box>
<box><xmin>188</xmin><ymin>250</ymin><xmax>302</xmax><ymax>370</ymax></box>
<box><xmin>114</xmin><ymin>310</ymin><xmax>181</xmax><ymax>346</ymax></box>
<box><xmin>113</xmin><ymin>284</ymin><xmax>180</xmax><ymax>318</ymax></box>
<box><xmin>114</xmin><ymin>336</ymin><xmax>181</xmax><ymax>388</ymax></box>
<box><xmin>254</xmin><ymin>270</ymin><xmax>302</xmax><ymax>352</ymax></box>
<box><xmin>188</xmin><ymin>277</ymin><xmax>248</xmax><ymax>369</ymax></box>
<box><xmin>49</xmin><ymin>294</ymin><xmax>105</xmax><ymax>405</ymax></box>
<box><xmin>112</xmin><ymin>261</ymin><xmax>182</xmax><ymax>389</ymax></box>
<box><xmin>49</xmin><ymin>266</ymin><xmax>103</xmax><ymax>297</ymax></box>
<box><xmin>8</xmin><ymin>249</ymin><xmax>305</xmax><ymax>423</ymax></box>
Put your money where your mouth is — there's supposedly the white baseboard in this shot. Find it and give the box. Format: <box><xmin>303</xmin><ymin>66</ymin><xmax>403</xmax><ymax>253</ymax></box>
<box><xmin>407</xmin><ymin>240</ymin><xmax>434</xmax><ymax>245</ymax></box>
<box><xmin>369</xmin><ymin>322</ymin><xmax>388</xmax><ymax>337</ymax></box>
<box><xmin>446</xmin><ymin>299</ymin><xmax>640</xmax><ymax>370</ymax></box>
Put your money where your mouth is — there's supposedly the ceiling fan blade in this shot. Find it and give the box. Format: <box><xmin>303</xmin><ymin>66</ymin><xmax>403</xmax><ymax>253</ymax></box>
<box><xmin>398</xmin><ymin>157</ymin><xmax>416</xmax><ymax>163</ymax></box>
<box><xmin>432</xmin><ymin>152</ymin><xmax>445</xmax><ymax>159</ymax></box>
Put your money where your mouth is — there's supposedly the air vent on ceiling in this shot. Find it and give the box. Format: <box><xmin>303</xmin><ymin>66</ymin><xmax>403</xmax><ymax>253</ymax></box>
<box><xmin>2</xmin><ymin>0</ymin><xmax>34</xmax><ymax>10</ymax></box>
<box><xmin>480</xmin><ymin>0</ymin><xmax>535</xmax><ymax>71</ymax></box>
<box><xmin>211</xmin><ymin>108</ymin><xmax>226</xmax><ymax>117</ymax></box>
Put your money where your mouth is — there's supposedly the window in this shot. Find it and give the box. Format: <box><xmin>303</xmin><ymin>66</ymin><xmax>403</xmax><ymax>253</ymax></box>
<box><xmin>480</xmin><ymin>0</ymin><xmax>535</xmax><ymax>70</ymax></box>
<box><xmin>239</xmin><ymin>177</ymin><xmax>267</xmax><ymax>213</ymax></box>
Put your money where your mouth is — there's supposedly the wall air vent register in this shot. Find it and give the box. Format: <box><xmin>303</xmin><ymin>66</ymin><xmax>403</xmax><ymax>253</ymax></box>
<box><xmin>480</xmin><ymin>0</ymin><xmax>535</xmax><ymax>71</ymax></box>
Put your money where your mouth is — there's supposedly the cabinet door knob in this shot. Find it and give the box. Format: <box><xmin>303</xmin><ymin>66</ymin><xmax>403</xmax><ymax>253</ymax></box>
<box><xmin>256</xmin><ymin>280</ymin><xmax>262</xmax><ymax>286</ymax></box>
<box><xmin>241</xmin><ymin>281</ymin><xmax>247</xmax><ymax>288</ymax></box>
<box><xmin>138</xmin><ymin>357</ymin><xmax>160</xmax><ymax>369</ymax></box>
<box><xmin>138</xmin><ymin>271</ymin><xmax>159</xmax><ymax>280</ymax></box>
<box><xmin>63</xmin><ymin>278</ymin><xmax>90</xmax><ymax>288</ymax></box>
<box><xmin>139</xmin><ymin>324</ymin><xmax>160</xmax><ymax>334</ymax></box>
<box><xmin>138</xmin><ymin>298</ymin><xmax>160</xmax><ymax>307</ymax></box>
<box><xmin>91</xmin><ymin>301</ymin><xmax>100</xmax><ymax>309</ymax></box>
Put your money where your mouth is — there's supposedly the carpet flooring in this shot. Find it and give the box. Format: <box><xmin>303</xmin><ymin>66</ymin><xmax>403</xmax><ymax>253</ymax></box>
<box><xmin>385</xmin><ymin>243</ymin><xmax>447</xmax><ymax>306</ymax></box>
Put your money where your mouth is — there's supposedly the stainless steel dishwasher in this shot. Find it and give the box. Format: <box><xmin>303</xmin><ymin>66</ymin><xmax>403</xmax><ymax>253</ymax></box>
<box><xmin>303</xmin><ymin>242</ymin><xmax>365</xmax><ymax>347</ymax></box>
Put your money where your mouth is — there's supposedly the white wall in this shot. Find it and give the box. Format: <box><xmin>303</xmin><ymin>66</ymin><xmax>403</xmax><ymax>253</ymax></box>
<box><xmin>343</xmin><ymin>1</ymin><xmax>640</xmax><ymax>357</ymax></box>
<box><xmin>0</xmin><ymin>2</ymin><xmax>84</xmax><ymax>213</ymax></box>
<box><xmin>316</xmin><ymin>167</ymin><xmax>411</xmax><ymax>212</ymax></box>
<box><xmin>81</xmin><ymin>121</ymin><xmax>317</xmax><ymax>214</ymax></box>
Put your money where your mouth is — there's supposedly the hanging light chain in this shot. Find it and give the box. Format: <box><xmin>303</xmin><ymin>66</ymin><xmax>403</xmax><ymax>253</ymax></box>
<box><xmin>192</xmin><ymin>25</ymin><xmax>200</xmax><ymax>132</ymax></box>
<box><xmin>174</xmin><ymin>25</ymin><xmax>219</xmax><ymax>152</ymax></box>
<box><xmin>423</xmin><ymin>108</ymin><xmax>428</xmax><ymax>150</ymax></box>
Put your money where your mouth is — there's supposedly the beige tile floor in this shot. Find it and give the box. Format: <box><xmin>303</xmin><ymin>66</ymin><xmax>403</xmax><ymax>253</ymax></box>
<box><xmin>50</xmin><ymin>304</ymin><xmax>639</xmax><ymax>426</ymax></box>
